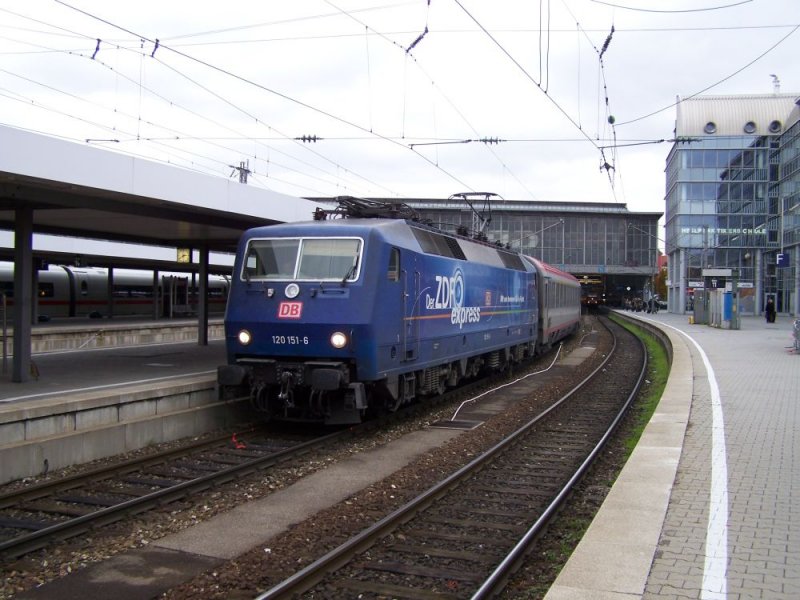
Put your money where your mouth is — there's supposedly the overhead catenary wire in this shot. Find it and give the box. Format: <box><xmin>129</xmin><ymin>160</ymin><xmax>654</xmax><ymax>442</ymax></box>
<box><xmin>595</xmin><ymin>24</ymin><xmax>618</xmax><ymax>194</ymax></box>
<box><xmin>0</xmin><ymin>36</ymin><xmax>383</xmax><ymax>197</ymax></box>
<box><xmin>0</xmin><ymin>32</ymin><xmax>669</xmax><ymax>161</ymax></box>
<box><xmin>53</xmin><ymin>0</ymin><xmax>478</xmax><ymax>195</ymax></box>
<box><xmin>323</xmin><ymin>0</ymin><xmax>538</xmax><ymax>198</ymax></box>
<box><xmin>616</xmin><ymin>23</ymin><xmax>800</xmax><ymax>126</ymax></box>
<box><xmin>5</xmin><ymin>5</ymin><xmax>402</xmax><ymax>198</ymax></box>
<box><xmin>452</xmin><ymin>0</ymin><xmax>625</xmax><ymax>200</ymax></box>
<box><xmin>452</xmin><ymin>0</ymin><xmax>601</xmax><ymax>153</ymax></box>
<box><xmin>2</xmin><ymin>2</ymin><xmax>794</xmax><ymax>204</ymax></box>
<box><xmin>0</xmin><ymin>6</ymin><xmax>400</xmax><ymax>196</ymax></box>
<box><xmin>590</xmin><ymin>0</ymin><xmax>753</xmax><ymax>13</ymax></box>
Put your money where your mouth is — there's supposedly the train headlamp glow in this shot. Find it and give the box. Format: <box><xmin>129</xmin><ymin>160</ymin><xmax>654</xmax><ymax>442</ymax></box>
<box><xmin>330</xmin><ymin>331</ymin><xmax>348</xmax><ymax>349</ymax></box>
<box><xmin>237</xmin><ymin>329</ymin><xmax>252</xmax><ymax>345</ymax></box>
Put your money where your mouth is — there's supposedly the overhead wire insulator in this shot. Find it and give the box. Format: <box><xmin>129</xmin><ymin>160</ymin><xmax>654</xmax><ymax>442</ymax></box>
<box><xmin>599</xmin><ymin>25</ymin><xmax>614</xmax><ymax>60</ymax></box>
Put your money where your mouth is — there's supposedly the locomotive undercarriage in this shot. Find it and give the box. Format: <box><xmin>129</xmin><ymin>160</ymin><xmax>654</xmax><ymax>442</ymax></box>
<box><xmin>230</xmin><ymin>358</ymin><xmax>369</xmax><ymax>425</ymax></box>
<box><xmin>221</xmin><ymin>341</ymin><xmax>535</xmax><ymax>425</ymax></box>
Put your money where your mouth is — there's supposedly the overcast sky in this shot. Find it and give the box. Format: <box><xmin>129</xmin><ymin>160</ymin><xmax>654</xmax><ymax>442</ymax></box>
<box><xmin>1</xmin><ymin>0</ymin><xmax>798</xmax><ymax>218</ymax></box>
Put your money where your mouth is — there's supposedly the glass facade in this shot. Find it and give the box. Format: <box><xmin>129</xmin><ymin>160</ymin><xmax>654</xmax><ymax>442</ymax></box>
<box><xmin>778</xmin><ymin>111</ymin><xmax>800</xmax><ymax>315</ymax></box>
<box><xmin>665</xmin><ymin>95</ymin><xmax>800</xmax><ymax>315</ymax></box>
<box><xmin>405</xmin><ymin>201</ymin><xmax>658</xmax><ymax>274</ymax></box>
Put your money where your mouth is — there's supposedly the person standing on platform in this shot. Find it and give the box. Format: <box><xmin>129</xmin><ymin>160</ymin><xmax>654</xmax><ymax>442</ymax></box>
<box><xmin>765</xmin><ymin>297</ymin><xmax>776</xmax><ymax>323</ymax></box>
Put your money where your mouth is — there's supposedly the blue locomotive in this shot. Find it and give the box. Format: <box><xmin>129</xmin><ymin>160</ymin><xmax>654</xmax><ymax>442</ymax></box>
<box><xmin>218</xmin><ymin>199</ymin><xmax>581</xmax><ymax>424</ymax></box>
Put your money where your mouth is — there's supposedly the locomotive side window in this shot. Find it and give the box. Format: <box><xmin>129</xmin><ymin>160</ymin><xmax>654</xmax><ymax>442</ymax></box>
<box><xmin>387</xmin><ymin>248</ymin><xmax>400</xmax><ymax>281</ymax></box>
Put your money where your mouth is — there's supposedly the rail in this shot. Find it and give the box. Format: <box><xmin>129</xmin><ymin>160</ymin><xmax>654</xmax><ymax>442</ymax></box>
<box><xmin>0</xmin><ymin>426</ymin><xmax>346</xmax><ymax>560</ymax></box>
<box><xmin>256</xmin><ymin>317</ymin><xmax>647</xmax><ymax>598</ymax></box>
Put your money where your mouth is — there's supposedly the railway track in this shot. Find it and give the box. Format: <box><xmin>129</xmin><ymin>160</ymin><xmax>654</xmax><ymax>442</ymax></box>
<box><xmin>0</xmin><ymin>427</ymin><xmax>342</xmax><ymax>560</ymax></box>
<box><xmin>0</xmin><ymin>357</ymin><xmax>548</xmax><ymax>563</ymax></box>
<box><xmin>256</xmin><ymin>316</ymin><xmax>646</xmax><ymax>599</ymax></box>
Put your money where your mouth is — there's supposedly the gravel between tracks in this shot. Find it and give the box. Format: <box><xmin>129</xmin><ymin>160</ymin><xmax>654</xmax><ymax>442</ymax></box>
<box><xmin>0</xmin><ymin>315</ymin><xmax>636</xmax><ymax>599</ymax></box>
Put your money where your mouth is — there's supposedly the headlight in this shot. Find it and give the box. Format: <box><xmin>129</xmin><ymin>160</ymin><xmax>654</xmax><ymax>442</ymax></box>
<box><xmin>238</xmin><ymin>329</ymin><xmax>252</xmax><ymax>345</ymax></box>
<box><xmin>330</xmin><ymin>331</ymin><xmax>347</xmax><ymax>349</ymax></box>
<box><xmin>285</xmin><ymin>283</ymin><xmax>300</xmax><ymax>299</ymax></box>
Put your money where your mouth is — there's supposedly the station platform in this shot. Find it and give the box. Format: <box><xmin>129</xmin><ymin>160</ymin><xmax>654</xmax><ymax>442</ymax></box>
<box><xmin>1</xmin><ymin>315</ymin><xmax>224</xmax><ymax>357</ymax></box>
<box><xmin>0</xmin><ymin>318</ymin><xmax>224</xmax><ymax>403</ymax></box>
<box><xmin>547</xmin><ymin>311</ymin><xmax>800</xmax><ymax>600</ymax></box>
<box><xmin>0</xmin><ymin>319</ymin><xmax>250</xmax><ymax>485</ymax></box>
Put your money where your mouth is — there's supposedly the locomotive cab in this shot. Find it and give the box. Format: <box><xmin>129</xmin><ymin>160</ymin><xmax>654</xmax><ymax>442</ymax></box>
<box><xmin>220</xmin><ymin>223</ymin><xmax>393</xmax><ymax>424</ymax></box>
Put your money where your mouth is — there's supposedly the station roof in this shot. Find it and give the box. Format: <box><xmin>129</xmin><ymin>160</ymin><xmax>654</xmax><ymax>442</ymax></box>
<box><xmin>0</xmin><ymin>124</ymin><xmax>319</xmax><ymax>266</ymax></box>
<box><xmin>675</xmin><ymin>93</ymin><xmax>799</xmax><ymax>137</ymax></box>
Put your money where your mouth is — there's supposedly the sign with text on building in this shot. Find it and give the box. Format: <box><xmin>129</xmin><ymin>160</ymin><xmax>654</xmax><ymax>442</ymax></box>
<box><xmin>702</xmin><ymin>268</ymin><xmax>732</xmax><ymax>277</ymax></box>
<box><xmin>777</xmin><ymin>253</ymin><xmax>789</xmax><ymax>267</ymax></box>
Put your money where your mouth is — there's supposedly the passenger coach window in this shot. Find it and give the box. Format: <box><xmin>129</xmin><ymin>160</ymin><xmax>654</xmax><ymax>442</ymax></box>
<box><xmin>387</xmin><ymin>248</ymin><xmax>400</xmax><ymax>281</ymax></box>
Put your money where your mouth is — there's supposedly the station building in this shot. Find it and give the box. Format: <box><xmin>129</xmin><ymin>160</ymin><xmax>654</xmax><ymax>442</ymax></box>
<box><xmin>368</xmin><ymin>197</ymin><xmax>662</xmax><ymax>307</ymax></box>
<box><xmin>665</xmin><ymin>93</ymin><xmax>800</xmax><ymax>315</ymax></box>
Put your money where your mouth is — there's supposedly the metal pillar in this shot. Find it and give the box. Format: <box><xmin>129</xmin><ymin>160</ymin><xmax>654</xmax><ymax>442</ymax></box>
<box><xmin>198</xmin><ymin>246</ymin><xmax>209</xmax><ymax>346</ymax></box>
<box><xmin>794</xmin><ymin>245</ymin><xmax>800</xmax><ymax>317</ymax></box>
<box><xmin>107</xmin><ymin>267</ymin><xmax>115</xmax><ymax>318</ymax></box>
<box><xmin>12</xmin><ymin>207</ymin><xmax>33</xmax><ymax>382</ymax></box>
<box><xmin>152</xmin><ymin>271</ymin><xmax>159</xmax><ymax>319</ymax></box>
<box><xmin>755</xmin><ymin>251</ymin><xmax>763</xmax><ymax>315</ymax></box>
<box><xmin>678</xmin><ymin>248</ymin><xmax>686</xmax><ymax>314</ymax></box>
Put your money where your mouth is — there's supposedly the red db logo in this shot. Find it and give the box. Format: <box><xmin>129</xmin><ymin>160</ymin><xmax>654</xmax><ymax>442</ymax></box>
<box><xmin>278</xmin><ymin>302</ymin><xmax>303</xmax><ymax>319</ymax></box>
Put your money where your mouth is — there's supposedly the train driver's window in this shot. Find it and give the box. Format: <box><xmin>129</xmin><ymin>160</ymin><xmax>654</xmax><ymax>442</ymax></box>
<box><xmin>297</xmin><ymin>238</ymin><xmax>361</xmax><ymax>281</ymax></box>
<box><xmin>387</xmin><ymin>248</ymin><xmax>400</xmax><ymax>281</ymax></box>
<box><xmin>244</xmin><ymin>239</ymin><xmax>299</xmax><ymax>280</ymax></box>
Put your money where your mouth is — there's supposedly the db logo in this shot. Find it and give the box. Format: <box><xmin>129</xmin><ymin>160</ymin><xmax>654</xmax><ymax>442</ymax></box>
<box><xmin>278</xmin><ymin>302</ymin><xmax>303</xmax><ymax>319</ymax></box>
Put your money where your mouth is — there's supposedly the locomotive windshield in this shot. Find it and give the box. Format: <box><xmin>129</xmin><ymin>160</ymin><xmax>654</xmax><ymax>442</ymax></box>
<box><xmin>242</xmin><ymin>237</ymin><xmax>362</xmax><ymax>282</ymax></box>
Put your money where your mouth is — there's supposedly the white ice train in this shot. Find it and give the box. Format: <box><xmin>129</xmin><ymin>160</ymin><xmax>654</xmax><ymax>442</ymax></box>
<box><xmin>0</xmin><ymin>263</ymin><xmax>229</xmax><ymax>320</ymax></box>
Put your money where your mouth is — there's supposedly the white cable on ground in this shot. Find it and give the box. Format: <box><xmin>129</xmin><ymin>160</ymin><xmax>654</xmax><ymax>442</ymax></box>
<box><xmin>450</xmin><ymin>343</ymin><xmax>564</xmax><ymax>422</ymax></box>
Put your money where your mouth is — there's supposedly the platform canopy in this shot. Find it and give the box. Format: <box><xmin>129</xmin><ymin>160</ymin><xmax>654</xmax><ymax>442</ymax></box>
<box><xmin>0</xmin><ymin>124</ymin><xmax>322</xmax><ymax>382</ymax></box>
<box><xmin>0</xmin><ymin>124</ymin><xmax>319</xmax><ymax>263</ymax></box>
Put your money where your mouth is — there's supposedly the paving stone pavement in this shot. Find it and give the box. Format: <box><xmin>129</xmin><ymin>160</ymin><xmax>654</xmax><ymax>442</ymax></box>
<box><xmin>644</xmin><ymin>314</ymin><xmax>800</xmax><ymax>600</ymax></box>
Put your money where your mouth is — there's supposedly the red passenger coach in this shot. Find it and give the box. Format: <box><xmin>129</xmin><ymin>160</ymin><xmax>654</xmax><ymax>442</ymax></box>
<box><xmin>524</xmin><ymin>257</ymin><xmax>582</xmax><ymax>351</ymax></box>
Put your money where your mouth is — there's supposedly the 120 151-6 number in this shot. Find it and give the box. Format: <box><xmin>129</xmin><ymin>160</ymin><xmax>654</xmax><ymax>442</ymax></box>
<box><xmin>272</xmin><ymin>335</ymin><xmax>309</xmax><ymax>345</ymax></box>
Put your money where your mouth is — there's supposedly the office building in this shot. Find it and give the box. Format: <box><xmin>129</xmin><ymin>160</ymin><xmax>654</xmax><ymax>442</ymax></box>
<box><xmin>665</xmin><ymin>93</ymin><xmax>800</xmax><ymax>315</ymax></box>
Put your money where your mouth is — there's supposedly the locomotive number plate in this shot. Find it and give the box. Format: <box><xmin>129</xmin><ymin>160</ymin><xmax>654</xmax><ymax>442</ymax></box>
<box><xmin>272</xmin><ymin>335</ymin><xmax>309</xmax><ymax>345</ymax></box>
<box><xmin>278</xmin><ymin>301</ymin><xmax>303</xmax><ymax>319</ymax></box>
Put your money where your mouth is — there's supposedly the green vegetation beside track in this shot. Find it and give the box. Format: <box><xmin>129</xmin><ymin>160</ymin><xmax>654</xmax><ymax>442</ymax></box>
<box><xmin>608</xmin><ymin>313</ymin><xmax>670</xmax><ymax>459</ymax></box>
